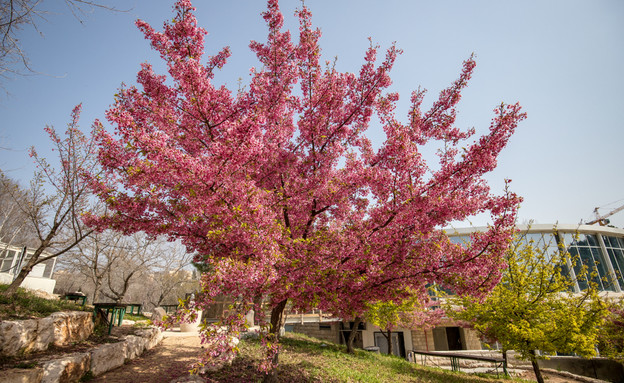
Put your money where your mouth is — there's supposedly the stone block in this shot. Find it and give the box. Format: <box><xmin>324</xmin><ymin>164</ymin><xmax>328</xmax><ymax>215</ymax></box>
<box><xmin>41</xmin><ymin>352</ymin><xmax>90</xmax><ymax>383</ymax></box>
<box><xmin>90</xmin><ymin>341</ymin><xmax>127</xmax><ymax>376</ymax></box>
<box><xmin>0</xmin><ymin>368</ymin><xmax>43</xmax><ymax>383</ymax></box>
<box><xmin>50</xmin><ymin>312</ymin><xmax>93</xmax><ymax>347</ymax></box>
<box><xmin>124</xmin><ymin>335</ymin><xmax>148</xmax><ymax>360</ymax></box>
<box><xmin>135</xmin><ymin>327</ymin><xmax>163</xmax><ymax>350</ymax></box>
<box><xmin>0</xmin><ymin>319</ymin><xmax>38</xmax><ymax>355</ymax></box>
<box><xmin>33</xmin><ymin>317</ymin><xmax>55</xmax><ymax>352</ymax></box>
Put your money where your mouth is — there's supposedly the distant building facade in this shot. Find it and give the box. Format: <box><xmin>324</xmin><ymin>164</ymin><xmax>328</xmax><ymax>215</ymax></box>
<box><xmin>287</xmin><ymin>223</ymin><xmax>624</xmax><ymax>357</ymax></box>
<box><xmin>0</xmin><ymin>242</ymin><xmax>57</xmax><ymax>294</ymax></box>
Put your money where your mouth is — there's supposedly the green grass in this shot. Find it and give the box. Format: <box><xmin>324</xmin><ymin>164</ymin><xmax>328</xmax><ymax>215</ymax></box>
<box><xmin>203</xmin><ymin>333</ymin><xmax>528</xmax><ymax>383</ymax></box>
<box><xmin>0</xmin><ymin>284</ymin><xmax>91</xmax><ymax>320</ymax></box>
<box><xmin>123</xmin><ymin>313</ymin><xmax>150</xmax><ymax>321</ymax></box>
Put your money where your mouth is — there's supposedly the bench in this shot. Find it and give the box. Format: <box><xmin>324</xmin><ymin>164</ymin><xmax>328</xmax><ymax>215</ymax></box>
<box><xmin>62</xmin><ymin>293</ymin><xmax>87</xmax><ymax>306</ymax></box>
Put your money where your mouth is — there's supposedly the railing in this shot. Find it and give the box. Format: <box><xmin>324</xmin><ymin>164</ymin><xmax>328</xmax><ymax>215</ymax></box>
<box><xmin>409</xmin><ymin>350</ymin><xmax>508</xmax><ymax>377</ymax></box>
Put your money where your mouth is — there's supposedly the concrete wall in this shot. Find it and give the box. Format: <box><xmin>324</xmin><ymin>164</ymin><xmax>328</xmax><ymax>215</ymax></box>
<box><xmin>0</xmin><ymin>273</ymin><xmax>56</xmax><ymax>294</ymax></box>
<box><xmin>291</xmin><ymin>322</ymin><xmax>342</xmax><ymax>344</ymax></box>
<box><xmin>538</xmin><ymin>356</ymin><xmax>624</xmax><ymax>383</ymax></box>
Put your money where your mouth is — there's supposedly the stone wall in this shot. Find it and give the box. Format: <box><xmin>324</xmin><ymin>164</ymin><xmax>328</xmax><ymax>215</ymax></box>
<box><xmin>291</xmin><ymin>322</ymin><xmax>341</xmax><ymax>344</ymax></box>
<box><xmin>0</xmin><ymin>311</ymin><xmax>93</xmax><ymax>356</ymax></box>
<box><xmin>0</xmin><ymin>326</ymin><xmax>163</xmax><ymax>383</ymax></box>
<box><xmin>410</xmin><ymin>329</ymin><xmax>435</xmax><ymax>351</ymax></box>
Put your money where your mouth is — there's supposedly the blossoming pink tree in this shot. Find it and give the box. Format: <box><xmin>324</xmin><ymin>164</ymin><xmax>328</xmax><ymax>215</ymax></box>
<box><xmin>86</xmin><ymin>0</ymin><xmax>524</xmax><ymax>374</ymax></box>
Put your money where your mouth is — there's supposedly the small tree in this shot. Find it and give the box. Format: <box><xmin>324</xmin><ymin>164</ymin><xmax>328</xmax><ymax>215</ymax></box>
<box><xmin>2</xmin><ymin>104</ymin><xmax>99</xmax><ymax>297</ymax></box>
<box><xmin>144</xmin><ymin>242</ymin><xmax>197</xmax><ymax>309</ymax></box>
<box><xmin>448</xmin><ymin>231</ymin><xmax>608</xmax><ymax>383</ymax></box>
<box><xmin>365</xmin><ymin>291</ymin><xmax>443</xmax><ymax>357</ymax></box>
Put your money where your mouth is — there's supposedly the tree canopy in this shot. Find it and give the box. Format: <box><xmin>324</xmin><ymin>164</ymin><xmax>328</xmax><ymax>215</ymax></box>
<box><xmin>86</xmin><ymin>0</ymin><xmax>524</xmax><ymax>372</ymax></box>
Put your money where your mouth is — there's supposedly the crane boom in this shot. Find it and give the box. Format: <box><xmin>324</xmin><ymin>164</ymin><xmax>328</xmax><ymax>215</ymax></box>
<box><xmin>587</xmin><ymin>204</ymin><xmax>624</xmax><ymax>226</ymax></box>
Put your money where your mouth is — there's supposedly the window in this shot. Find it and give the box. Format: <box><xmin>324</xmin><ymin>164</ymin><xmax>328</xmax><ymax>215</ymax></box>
<box><xmin>603</xmin><ymin>236</ymin><xmax>624</xmax><ymax>290</ymax></box>
<box><xmin>0</xmin><ymin>250</ymin><xmax>16</xmax><ymax>273</ymax></box>
<box><xmin>563</xmin><ymin>233</ymin><xmax>614</xmax><ymax>291</ymax></box>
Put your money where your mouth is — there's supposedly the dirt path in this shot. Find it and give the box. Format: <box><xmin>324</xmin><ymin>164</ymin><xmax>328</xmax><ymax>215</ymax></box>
<box><xmin>90</xmin><ymin>332</ymin><xmax>203</xmax><ymax>383</ymax></box>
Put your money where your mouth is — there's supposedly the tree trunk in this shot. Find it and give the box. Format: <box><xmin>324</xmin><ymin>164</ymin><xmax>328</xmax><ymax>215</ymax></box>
<box><xmin>386</xmin><ymin>329</ymin><xmax>393</xmax><ymax>356</ymax></box>
<box><xmin>269</xmin><ymin>299</ymin><xmax>288</xmax><ymax>338</ymax></box>
<box><xmin>530</xmin><ymin>350</ymin><xmax>544</xmax><ymax>383</ymax></box>
<box><xmin>502</xmin><ymin>349</ymin><xmax>509</xmax><ymax>376</ymax></box>
<box><xmin>92</xmin><ymin>279</ymin><xmax>102</xmax><ymax>304</ymax></box>
<box><xmin>346</xmin><ymin>316</ymin><xmax>362</xmax><ymax>354</ymax></box>
<box><xmin>263</xmin><ymin>299</ymin><xmax>288</xmax><ymax>383</ymax></box>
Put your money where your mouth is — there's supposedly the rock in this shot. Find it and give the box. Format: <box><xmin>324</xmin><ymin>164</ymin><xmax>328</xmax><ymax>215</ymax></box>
<box><xmin>135</xmin><ymin>327</ymin><xmax>163</xmax><ymax>350</ymax></box>
<box><xmin>121</xmin><ymin>319</ymin><xmax>135</xmax><ymax>326</ymax></box>
<box><xmin>0</xmin><ymin>367</ymin><xmax>43</xmax><ymax>383</ymax></box>
<box><xmin>124</xmin><ymin>335</ymin><xmax>148</xmax><ymax>360</ymax></box>
<box><xmin>0</xmin><ymin>319</ymin><xmax>38</xmax><ymax>355</ymax></box>
<box><xmin>0</xmin><ymin>311</ymin><xmax>94</xmax><ymax>356</ymax></box>
<box><xmin>41</xmin><ymin>352</ymin><xmax>90</xmax><ymax>383</ymax></box>
<box><xmin>151</xmin><ymin>307</ymin><xmax>167</xmax><ymax>322</ymax></box>
<box><xmin>33</xmin><ymin>316</ymin><xmax>55</xmax><ymax>352</ymax></box>
<box><xmin>50</xmin><ymin>312</ymin><xmax>93</xmax><ymax>347</ymax></box>
<box><xmin>90</xmin><ymin>342</ymin><xmax>127</xmax><ymax>376</ymax></box>
<box><xmin>244</xmin><ymin>310</ymin><xmax>255</xmax><ymax>327</ymax></box>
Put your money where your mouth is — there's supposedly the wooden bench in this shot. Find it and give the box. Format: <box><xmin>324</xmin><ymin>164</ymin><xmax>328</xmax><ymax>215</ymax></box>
<box><xmin>409</xmin><ymin>350</ymin><xmax>508</xmax><ymax>377</ymax></box>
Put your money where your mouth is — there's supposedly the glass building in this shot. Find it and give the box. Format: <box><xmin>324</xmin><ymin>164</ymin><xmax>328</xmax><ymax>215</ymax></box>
<box><xmin>449</xmin><ymin>223</ymin><xmax>624</xmax><ymax>294</ymax></box>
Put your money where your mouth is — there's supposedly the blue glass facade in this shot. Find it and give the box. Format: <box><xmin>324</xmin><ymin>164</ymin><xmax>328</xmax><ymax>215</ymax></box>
<box><xmin>448</xmin><ymin>224</ymin><xmax>624</xmax><ymax>293</ymax></box>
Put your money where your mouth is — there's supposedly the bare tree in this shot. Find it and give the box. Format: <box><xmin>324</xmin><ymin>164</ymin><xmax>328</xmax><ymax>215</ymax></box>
<box><xmin>98</xmin><ymin>233</ymin><xmax>162</xmax><ymax>304</ymax></box>
<box><xmin>0</xmin><ymin>174</ymin><xmax>35</xmax><ymax>247</ymax></box>
<box><xmin>2</xmin><ymin>104</ymin><xmax>99</xmax><ymax>297</ymax></box>
<box><xmin>144</xmin><ymin>242</ymin><xmax>197</xmax><ymax>308</ymax></box>
<box><xmin>0</xmin><ymin>0</ymin><xmax>120</xmax><ymax>81</ymax></box>
<box><xmin>61</xmin><ymin>229</ymin><xmax>126</xmax><ymax>303</ymax></box>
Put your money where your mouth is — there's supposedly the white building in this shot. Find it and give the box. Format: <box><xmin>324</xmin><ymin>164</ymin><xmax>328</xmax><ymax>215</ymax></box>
<box><xmin>0</xmin><ymin>242</ymin><xmax>57</xmax><ymax>294</ymax></box>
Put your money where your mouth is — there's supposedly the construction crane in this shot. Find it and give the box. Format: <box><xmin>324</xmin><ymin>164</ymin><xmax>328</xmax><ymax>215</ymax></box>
<box><xmin>587</xmin><ymin>204</ymin><xmax>624</xmax><ymax>226</ymax></box>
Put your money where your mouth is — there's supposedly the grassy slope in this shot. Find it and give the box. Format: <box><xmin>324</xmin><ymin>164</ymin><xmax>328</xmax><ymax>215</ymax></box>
<box><xmin>204</xmin><ymin>333</ymin><xmax>524</xmax><ymax>383</ymax></box>
<box><xmin>0</xmin><ymin>284</ymin><xmax>92</xmax><ymax>320</ymax></box>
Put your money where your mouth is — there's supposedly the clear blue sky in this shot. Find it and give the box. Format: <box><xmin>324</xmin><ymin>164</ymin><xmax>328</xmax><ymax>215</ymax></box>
<box><xmin>0</xmin><ymin>0</ymin><xmax>623</xmax><ymax>227</ymax></box>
